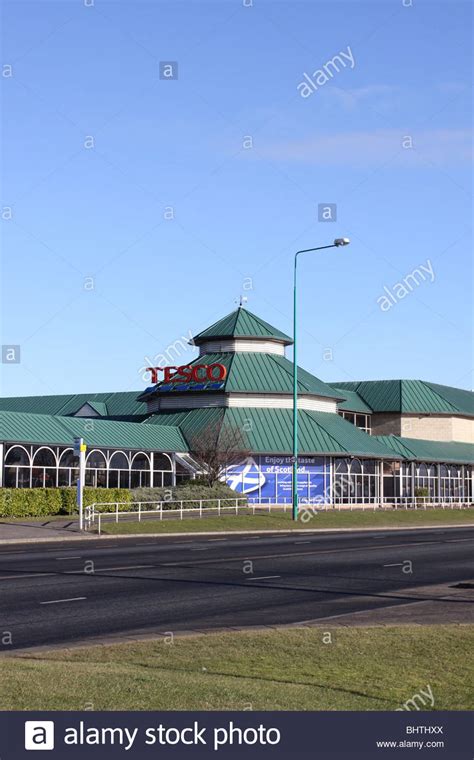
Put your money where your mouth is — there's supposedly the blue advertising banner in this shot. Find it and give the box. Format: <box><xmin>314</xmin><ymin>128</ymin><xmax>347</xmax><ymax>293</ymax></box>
<box><xmin>225</xmin><ymin>456</ymin><xmax>329</xmax><ymax>503</ymax></box>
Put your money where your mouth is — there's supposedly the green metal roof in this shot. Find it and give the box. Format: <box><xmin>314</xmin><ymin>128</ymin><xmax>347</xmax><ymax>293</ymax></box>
<box><xmin>0</xmin><ymin>392</ymin><xmax>147</xmax><ymax>420</ymax></box>
<box><xmin>375</xmin><ymin>436</ymin><xmax>474</xmax><ymax>465</ymax></box>
<box><xmin>82</xmin><ymin>401</ymin><xmax>108</xmax><ymax>416</ymax></box>
<box><xmin>192</xmin><ymin>307</ymin><xmax>293</xmax><ymax>345</ymax></box>
<box><xmin>331</xmin><ymin>387</ymin><xmax>373</xmax><ymax>413</ymax></box>
<box><xmin>145</xmin><ymin>407</ymin><xmax>399</xmax><ymax>459</ymax></box>
<box><xmin>333</xmin><ymin>380</ymin><xmax>474</xmax><ymax>417</ymax></box>
<box><xmin>0</xmin><ymin>410</ymin><xmax>186</xmax><ymax>452</ymax></box>
<box><xmin>143</xmin><ymin>352</ymin><xmax>343</xmax><ymax>400</ymax></box>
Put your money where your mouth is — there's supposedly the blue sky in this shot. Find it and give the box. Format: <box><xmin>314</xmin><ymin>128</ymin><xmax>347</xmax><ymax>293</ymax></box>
<box><xmin>1</xmin><ymin>0</ymin><xmax>472</xmax><ymax>397</ymax></box>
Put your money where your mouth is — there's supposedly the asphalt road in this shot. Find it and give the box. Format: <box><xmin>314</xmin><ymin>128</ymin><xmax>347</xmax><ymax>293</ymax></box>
<box><xmin>0</xmin><ymin>526</ymin><xmax>473</xmax><ymax>651</ymax></box>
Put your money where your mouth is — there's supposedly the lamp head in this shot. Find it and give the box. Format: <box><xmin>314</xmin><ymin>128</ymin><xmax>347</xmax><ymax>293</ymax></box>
<box><xmin>334</xmin><ymin>238</ymin><xmax>350</xmax><ymax>247</ymax></box>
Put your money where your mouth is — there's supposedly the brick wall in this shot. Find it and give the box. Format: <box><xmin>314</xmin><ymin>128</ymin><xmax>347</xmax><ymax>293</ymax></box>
<box><xmin>371</xmin><ymin>413</ymin><xmax>473</xmax><ymax>443</ymax></box>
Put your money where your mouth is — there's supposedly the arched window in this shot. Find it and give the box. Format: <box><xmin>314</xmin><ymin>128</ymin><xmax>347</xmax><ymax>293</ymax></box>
<box><xmin>33</xmin><ymin>448</ymin><xmax>56</xmax><ymax>467</ymax></box>
<box><xmin>131</xmin><ymin>452</ymin><xmax>151</xmax><ymax>489</ymax></box>
<box><xmin>4</xmin><ymin>446</ymin><xmax>31</xmax><ymax>488</ymax></box>
<box><xmin>448</xmin><ymin>465</ymin><xmax>461</xmax><ymax>497</ymax></box>
<box><xmin>87</xmin><ymin>450</ymin><xmax>107</xmax><ymax>469</ymax></box>
<box><xmin>108</xmin><ymin>451</ymin><xmax>130</xmax><ymax>489</ymax></box>
<box><xmin>439</xmin><ymin>464</ymin><xmax>449</xmax><ymax>499</ymax></box>
<box><xmin>59</xmin><ymin>449</ymin><xmax>79</xmax><ymax>468</ymax></box>
<box><xmin>32</xmin><ymin>447</ymin><xmax>57</xmax><ymax>488</ymax></box>
<box><xmin>86</xmin><ymin>450</ymin><xmax>107</xmax><ymax>488</ymax></box>
<box><xmin>5</xmin><ymin>446</ymin><xmax>30</xmax><ymax>465</ymax></box>
<box><xmin>109</xmin><ymin>452</ymin><xmax>129</xmax><ymax>469</ymax></box>
<box><xmin>333</xmin><ymin>458</ymin><xmax>350</xmax><ymax>502</ymax></box>
<box><xmin>58</xmin><ymin>448</ymin><xmax>79</xmax><ymax>487</ymax></box>
<box><xmin>152</xmin><ymin>452</ymin><xmax>173</xmax><ymax>488</ymax></box>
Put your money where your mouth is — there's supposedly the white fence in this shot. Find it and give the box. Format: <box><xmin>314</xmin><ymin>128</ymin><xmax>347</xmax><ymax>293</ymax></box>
<box><xmin>85</xmin><ymin>497</ymin><xmax>248</xmax><ymax>534</ymax></box>
<box><xmin>84</xmin><ymin>495</ymin><xmax>474</xmax><ymax>533</ymax></box>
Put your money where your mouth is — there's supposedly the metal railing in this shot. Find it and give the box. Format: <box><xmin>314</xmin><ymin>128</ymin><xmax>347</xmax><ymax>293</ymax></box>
<box><xmin>85</xmin><ymin>497</ymin><xmax>248</xmax><ymax>534</ymax></box>
<box><xmin>84</xmin><ymin>495</ymin><xmax>473</xmax><ymax>533</ymax></box>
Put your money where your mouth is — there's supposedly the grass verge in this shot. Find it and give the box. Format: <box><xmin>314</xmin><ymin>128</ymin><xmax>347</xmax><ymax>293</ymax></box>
<box><xmin>2</xmin><ymin>625</ymin><xmax>472</xmax><ymax>711</ymax></box>
<box><xmin>99</xmin><ymin>508</ymin><xmax>474</xmax><ymax>534</ymax></box>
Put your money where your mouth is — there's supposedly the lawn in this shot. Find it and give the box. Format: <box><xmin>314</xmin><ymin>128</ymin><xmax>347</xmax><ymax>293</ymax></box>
<box><xmin>2</xmin><ymin>625</ymin><xmax>472</xmax><ymax>711</ymax></box>
<box><xmin>98</xmin><ymin>507</ymin><xmax>474</xmax><ymax>534</ymax></box>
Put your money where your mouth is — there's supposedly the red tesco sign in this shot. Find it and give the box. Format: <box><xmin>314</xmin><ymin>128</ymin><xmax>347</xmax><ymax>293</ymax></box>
<box><xmin>146</xmin><ymin>363</ymin><xmax>227</xmax><ymax>385</ymax></box>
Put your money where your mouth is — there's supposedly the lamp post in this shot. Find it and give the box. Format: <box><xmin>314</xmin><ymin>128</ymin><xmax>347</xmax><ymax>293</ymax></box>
<box><xmin>292</xmin><ymin>238</ymin><xmax>350</xmax><ymax>521</ymax></box>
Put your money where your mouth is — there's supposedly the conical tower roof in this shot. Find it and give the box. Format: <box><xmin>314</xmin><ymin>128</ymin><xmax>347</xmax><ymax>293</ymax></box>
<box><xmin>192</xmin><ymin>307</ymin><xmax>292</xmax><ymax>346</ymax></box>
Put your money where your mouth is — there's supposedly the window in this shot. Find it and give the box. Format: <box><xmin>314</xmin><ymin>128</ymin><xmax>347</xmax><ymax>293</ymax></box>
<box><xmin>58</xmin><ymin>449</ymin><xmax>79</xmax><ymax>487</ymax></box>
<box><xmin>131</xmin><ymin>453</ymin><xmax>150</xmax><ymax>489</ymax></box>
<box><xmin>32</xmin><ymin>447</ymin><xmax>57</xmax><ymax>488</ymax></box>
<box><xmin>333</xmin><ymin>458</ymin><xmax>378</xmax><ymax>503</ymax></box>
<box><xmin>153</xmin><ymin>453</ymin><xmax>173</xmax><ymax>487</ymax></box>
<box><xmin>4</xmin><ymin>446</ymin><xmax>31</xmax><ymax>488</ymax></box>
<box><xmin>86</xmin><ymin>450</ymin><xmax>107</xmax><ymax>488</ymax></box>
<box><xmin>108</xmin><ymin>451</ymin><xmax>130</xmax><ymax>489</ymax></box>
<box><xmin>339</xmin><ymin>411</ymin><xmax>371</xmax><ymax>434</ymax></box>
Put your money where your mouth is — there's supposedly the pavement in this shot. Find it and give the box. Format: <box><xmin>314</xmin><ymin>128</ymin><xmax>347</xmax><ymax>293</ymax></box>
<box><xmin>0</xmin><ymin>526</ymin><xmax>473</xmax><ymax>652</ymax></box>
<box><xmin>0</xmin><ymin>518</ymin><xmax>82</xmax><ymax>541</ymax></box>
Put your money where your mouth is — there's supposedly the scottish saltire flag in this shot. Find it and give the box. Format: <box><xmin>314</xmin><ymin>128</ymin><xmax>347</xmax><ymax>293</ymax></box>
<box><xmin>225</xmin><ymin>457</ymin><xmax>266</xmax><ymax>494</ymax></box>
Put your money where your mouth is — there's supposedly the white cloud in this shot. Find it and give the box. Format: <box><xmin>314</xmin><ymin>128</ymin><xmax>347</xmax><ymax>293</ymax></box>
<box><xmin>256</xmin><ymin>128</ymin><xmax>472</xmax><ymax>168</ymax></box>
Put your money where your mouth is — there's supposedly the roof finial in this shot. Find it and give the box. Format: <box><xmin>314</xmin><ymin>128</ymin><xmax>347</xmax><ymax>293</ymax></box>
<box><xmin>235</xmin><ymin>295</ymin><xmax>248</xmax><ymax>308</ymax></box>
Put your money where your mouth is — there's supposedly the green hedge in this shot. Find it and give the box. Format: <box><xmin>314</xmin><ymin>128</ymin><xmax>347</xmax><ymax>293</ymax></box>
<box><xmin>0</xmin><ymin>483</ymin><xmax>242</xmax><ymax>517</ymax></box>
<box><xmin>130</xmin><ymin>483</ymin><xmax>245</xmax><ymax>510</ymax></box>
<box><xmin>0</xmin><ymin>489</ymin><xmax>63</xmax><ymax>517</ymax></box>
<box><xmin>0</xmin><ymin>488</ymin><xmax>132</xmax><ymax>518</ymax></box>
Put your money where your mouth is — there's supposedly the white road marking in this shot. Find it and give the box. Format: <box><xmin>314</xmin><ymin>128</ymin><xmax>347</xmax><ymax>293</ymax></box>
<box><xmin>64</xmin><ymin>564</ymin><xmax>154</xmax><ymax>574</ymax></box>
<box><xmin>0</xmin><ymin>572</ymin><xmax>54</xmax><ymax>581</ymax></box>
<box><xmin>446</xmin><ymin>538</ymin><xmax>474</xmax><ymax>543</ymax></box>
<box><xmin>40</xmin><ymin>597</ymin><xmax>86</xmax><ymax>605</ymax></box>
<box><xmin>162</xmin><ymin>540</ymin><xmax>444</xmax><ymax>567</ymax></box>
<box><xmin>294</xmin><ymin>541</ymin><xmax>311</xmax><ymax>544</ymax></box>
<box><xmin>55</xmin><ymin>556</ymin><xmax>82</xmax><ymax>560</ymax></box>
<box><xmin>384</xmin><ymin>563</ymin><xmax>404</xmax><ymax>567</ymax></box>
<box><xmin>246</xmin><ymin>575</ymin><xmax>281</xmax><ymax>581</ymax></box>
<box><xmin>191</xmin><ymin>548</ymin><xmax>207</xmax><ymax>552</ymax></box>
<box><xmin>208</xmin><ymin>539</ymin><xmax>227</xmax><ymax>542</ymax></box>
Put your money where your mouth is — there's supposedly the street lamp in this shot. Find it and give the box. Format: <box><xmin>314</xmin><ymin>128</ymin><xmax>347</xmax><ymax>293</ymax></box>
<box><xmin>292</xmin><ymin>237</ymin><xmax>350</xmax><ymax>521</ymax></box>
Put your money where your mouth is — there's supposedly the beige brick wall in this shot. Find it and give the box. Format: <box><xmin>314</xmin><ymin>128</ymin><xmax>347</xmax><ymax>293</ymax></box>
<box><xmin>452</xmin><ymin>416</ymin><xmax>474</xmax><ymax>444</ymax></box>
<box><xmin>370</xmin><ymin>413</ymin><xmax>402</xmax><ymax>437</ymax></box>
<box><xmin>371</xmin><ymin>413</ymin><xmax>474</xmax><ymax>443</ymax></box>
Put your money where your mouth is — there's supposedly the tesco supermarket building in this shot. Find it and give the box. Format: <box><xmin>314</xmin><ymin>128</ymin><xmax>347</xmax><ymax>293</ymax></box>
<box><xmin>0</xmin><ymin>307</ymin><xmax>473</xmax><ymax>505</ymax></box>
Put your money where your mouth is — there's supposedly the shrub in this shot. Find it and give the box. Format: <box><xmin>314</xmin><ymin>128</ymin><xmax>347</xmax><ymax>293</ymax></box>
<box><xmin>0</xmin><ymin>488</ymin><xmax>133</xmax><ymax>517</ymax></box>
<box><xmin>130</xmin><ymin>482</ymin><xmax>245</xmax><ymax>510</ymax></box>
<box><xmin>84</xmin><ymin>488</ymin><xmax>132</xmax><ymax>513</ymax></box>
<box><xmin>414</xmin><ymin>487</ymin><xmax>430</xmax><ymax>498</ymax></box>
<box><xmin>0</xmin><ymin>489</ymin><xmax>62</xmax><ymax>518</ymax></box>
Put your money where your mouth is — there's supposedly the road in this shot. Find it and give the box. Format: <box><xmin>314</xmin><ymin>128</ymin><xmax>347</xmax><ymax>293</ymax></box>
<box><xmin>0</xmin><ymin>526</ymin><xmax>473</xmax><ymax>651</ymax></box>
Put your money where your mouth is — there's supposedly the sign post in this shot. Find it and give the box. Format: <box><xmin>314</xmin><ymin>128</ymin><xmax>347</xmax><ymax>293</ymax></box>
<box><xmin>74</xmin><ymin>437</ymin><xmax>87</xmax><ymax>530</ymax></box>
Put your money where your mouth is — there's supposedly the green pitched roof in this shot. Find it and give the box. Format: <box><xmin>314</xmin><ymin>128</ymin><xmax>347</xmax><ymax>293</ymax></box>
<box><xmin>333</xmin><ymin>380</ymin><xmax>474</xmax><ymax>417</ymax></box>
<box><xmin>142</xmin><ymin>352</ymin><xmax>343</xmax><ymax>400</ymax></box>
<box><xmin>331</xmin><ymin>387</ymin><xmax>373</xmax><ymax>413</ymax></box>
<box><xmin>0</xmin><ymin>392</ymin><xmax>147</xmax><ymax>419</ymax></box>
<box><xmin>192</xmin><ymin>307</ymin><xmax>292</xmax><ymax>345</ymax></box>
<box><xmin>80</xmin><ymin>401</ymin><xmax>108</xmax><ymax>416</ymax></box>
<box><xmin>375</xmin><ymin>436</ymin><xmax>474</xmax><ymax>465</ymax></box>
<box><xmin>0</xmin><ymin>410</ymin><xmax>186</xmax><ymax>452</ymax></box>
<box><xmin>145</xmin><ymin>407</ymin><xmax>399</xmax><ymax>459</ymax></box>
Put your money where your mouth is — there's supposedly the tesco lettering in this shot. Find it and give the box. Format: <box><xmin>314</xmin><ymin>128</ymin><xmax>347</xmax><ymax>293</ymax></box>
<box><xmin>146</xmin><ymin>364</ymin><xmax>227</xmax><ymax>385</ymax></box>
